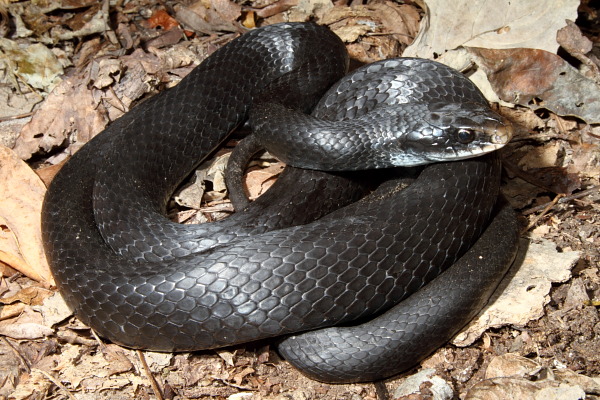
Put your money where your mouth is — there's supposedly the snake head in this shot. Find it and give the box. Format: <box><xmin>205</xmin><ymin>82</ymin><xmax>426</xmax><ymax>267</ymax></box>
<box><xmin>401</xmin><ymin>102</ymin><xmax>514</xmax><ymax>164</ymax></box>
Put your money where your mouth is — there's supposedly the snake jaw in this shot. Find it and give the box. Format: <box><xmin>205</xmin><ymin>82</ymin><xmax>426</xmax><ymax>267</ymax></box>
<box><xmin>488</xmin><ymin>116</ymin><xmax>514</xmax><ymax>145</ymax></box>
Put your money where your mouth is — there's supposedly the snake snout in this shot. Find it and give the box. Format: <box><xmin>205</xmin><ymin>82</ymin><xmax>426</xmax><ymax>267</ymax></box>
<box><xmin>488</xmin><ymin>116</ymin><xmax>514</xmax><ymax>145</ymax></box>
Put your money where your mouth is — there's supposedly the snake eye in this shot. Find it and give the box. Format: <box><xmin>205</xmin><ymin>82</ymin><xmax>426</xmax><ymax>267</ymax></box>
<box><xmin>456</xmin><ymin>129</ymin><xmax>475</xmax><ymax>144</ymax></box>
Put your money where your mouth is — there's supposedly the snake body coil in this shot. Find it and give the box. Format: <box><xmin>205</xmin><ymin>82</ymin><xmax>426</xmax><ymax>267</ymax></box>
<box><xmin>42</xmin><ymin>22</ymin><xmax>518</xmax><ymax>383</ymax></box>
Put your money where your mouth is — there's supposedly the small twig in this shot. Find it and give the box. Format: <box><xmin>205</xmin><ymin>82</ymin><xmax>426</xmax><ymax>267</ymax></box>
<box><xmin>14</xmin><ymin>73</ymin><xmax>44</xmax><ymax>102</ymax></box>
<box><xmin>137</xmin><ymin>350</ymin><xmax>164</xmax><ymax>400</ymax></box>
<box><xmin>365</xmin><ymin>31</ymin><xmax>414</xmax><ymax>40</ymax></box>
<box><xmin>2</xmin><ymin>336</ymin><xmax>31</xmax><ymax>373</ymax></box>
<box><xmin>374</xmin><ymin>381</ymin><xmax>391</xmax><ymax>400</ymax></box>
<box><xmin>32</xmin><ymin>368</ymin><xmax>78</xmax><ymax>400</ymax></box>
<box><xmin>0</xmin><ymin>111</ymin><xmax>35</xmax><ymax>122</ymax></box>
<box><xmin>90</xmin><ymin>328</ymin><xmax>108</xmax><ymax>351</ymax></box>
<box><xmin>550</xmin><ymin>113</ymin><xmax>567</xmax><ymax>135</ymax></box>
<box><xmin>522</xmin><ymin>185</ymin><xmax>600</xmax><ymax>215</ymax></box>
<box><xmin>523</xmin><ymin>193</ymin><xmax>564</xmax><ymax>232</ymax></box>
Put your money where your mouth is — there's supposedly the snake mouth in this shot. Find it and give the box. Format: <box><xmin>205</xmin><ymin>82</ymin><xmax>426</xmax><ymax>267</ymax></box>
<box><xmin>487</xmin><ymin>116</ymin><xmax>514</xmax><ymax>145</ymax></box>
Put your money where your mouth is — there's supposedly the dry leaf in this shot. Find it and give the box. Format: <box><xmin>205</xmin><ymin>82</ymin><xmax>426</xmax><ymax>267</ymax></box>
<box><xmin>557</xmin><ymin>20</ymin><xmax>593</xmax><ymax>55</ymax></box>
<box><xmin>232</xmin><ymin>366</ymin><xmax>255</xmax><ymax>385</ymax></box>
<box><xmin>0</xmin><ymin>146</ymin><xmax>52</xmax><ymax>283</ymax></box>
<box><xmin>288</xmin><ymin>0</ymin><xmax>333</xmax><ymax>21</ymax></box>
<box><xmin>465</xmin><ymin>377</ymin><xmax>584</xmax><ymax>400</ymax></box>
<box><xmin>287</xmin><ymin>2</ymin><xmax>420</xmax><ymax>63</ymax></box>
<box><xmin>404</xmin><ymin>0</ymin><xmax>579</xmax><ymax>58</ymax></box>
<box><xmin>34</xmin><ymin>291</ymin><xmax>73</xmax><ymax>327</ymax></box>
<box><xmin>34</xmin><ymin>159</ymin><xmax>67</xmax><ymax>187</ymax></box>
<box><xmin>216</xmin><ymin>349</ymin><xmax>236</xmax><ymax>367</ymax></box>
<box><xmin>0</xmin><ymin>338</ymin><xmax>21</xmax><ymax>397</ymax></box>
<box><xmin>245</xmin><ymin>162</ymin><xmax>284</xmax><ymax>200</ymax></box>
<box><xmin>557</xmin><ymin>20</ymin><xmax>600</xmax><ymax>82</ymax></box>
<box><xmin>393</xmin><ymin>368</ymin><xmax>453</xmax><ymax>399</ymax></box>
<box><xmin>146</xmin><ymin>9</ymin><xmax>180</xmax><ymax>31</ymax></box>
<box><xmin>0</xmin><ymin>85</ymin><xmax>39</xmax><ymax>120</ymax></box>
<box><xmin>49</xmin><ymin>1</ymin><xmax>109</xmax><ymax>41</ymax></box>
<box><xmin>0</xmin><ymin>322</ymin><xmax>54</xmax><ymax>340</ymax></box>
<box><xmin>57</xmin><ymin>344</ymin><xmax>137</xmax><ymax>390</ymax></box>
<box><xmin>99</xmin><ymin>345</ymin><xmax>135</xmax><ymax>376</ymax></box>
<box><xmin>252</xmin><ymin>0</ymin><xmax>298</xmax><ymax>19</ymax></box>
<box><xmin>0</xmin><ymin>286</ymin><xmax>53</xmax><ymax>306</ymax></box>
<box><xmin>453</xmin><ymin>239</ymin><xmax>579</xmax><ymax>347</ymax></box>
<box><xmin>485</xmin><ymin>353</ymin><xmax>542</xmax><ymax>379</ymax></box>
<box><xmin>174</xmin><ymin>0</ymin><xmax>242</xmax><ymax>34</ymax></box>
<box><xmin>0</xmin><ymin>302</ymin><xmax>26</xmax><ymax>320</ymax></box>
<box><xmin>0</xmin><ymin>38</ymin><xmax>64</xmax><ymax>91</ymax></box>
<box><xmin>14</xmin><ymin>49</ymin><xmax>162</xmax><ymax>160</ymax></box>
<box><xmin>469</xmin><ymin>48</ymin><xmax>600</xmax><ymax>124</ymax></box>
<box><xmin>13</xmin><ymin>71</ymin><xmax>110</xmax><ymax>160</ymax></box>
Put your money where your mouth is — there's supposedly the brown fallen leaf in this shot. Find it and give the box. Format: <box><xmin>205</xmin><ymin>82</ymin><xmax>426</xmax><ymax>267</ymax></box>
<box><xmin>34</xmin><ymin>159</ymin><xmax>67</xmax><ymax>187</ymax></box>
<box><xmin>526</xmin><ymin>167</ymin><xmax>581</xmax><ymax>195</ymax></box>
<box><xmin>55</xmin><ymin>343</ymin><xmax>137</xmax><ymax>390</ymax></box>
<box><xmin>245</xmin><ymin>162</ymin><xmax>284</xmax><ymax>201</ymax></box>
<box><xmin>0</xmin><ymin>286</ymin><xmax>54</xmax><ymax>306</ymax></box>
<box><xmin>0</xmin><ymin>261</ymin><xmax>19</xmax><ymax>280</ymax></box>
<box><xmin>13</xmin><ymin>70</ymin><xmax>110</xmax><ymax>160</ymax></box>
<box><xmin>0</xmin><ymin>302</ymin><xmax>26</xmax><ymax>321</ymax></box>
<box><xmin>99</xmin><ymin>345</ymin><xmax>135</xmax><ymax>376</ymax></box>
<box><xmin>0</xmin><ymin>38</ymin><xmax>64</xmax><ymax>92</ymax></box>
<box><xmin>0</xmin><ymin>146</ymin><xmax>52</xmax><ymax>284</ymax></box>
<box><xmin>557</xmin><ymin>20</ymin><xmax>600</xmax><ymax>82</ymax></box>
<box><xmin>0</xmin><ymin>338</ymin><xmax>22</xmax><ymax>397</ymax></box>
<box><xmin>174</xmin><ymin>0</ymin><xmax>242</xmax><ymax>34</ymax></box>
<box><xmin>146</xmin><ymin>9</ymin><xmax>180</xmax><ymax>31</ymax></box>
<box><xmin>251</xmin><ymin>0</ymin><xmax>298</xmax><ymax>19</ymax></box>
<box><xmin>295</xmin><ymin>2</ymin><xmax>420</xmax><ymax>63</ymax></box>
<box><xmin>14</xmin><ymin>48</ymin><xmax>166</xmax><ymax>160</ymax></box>
<box><xmin>485</xmin><ymin>353</ymin><xmax>541</xmax><ymax>379</ymax></box>
<box><xmin>232</xmin><ymin>366</ymin><xmax>255</xmax><ymax>385</ymax></box>
<box><xmin>0</xmin><ymin>322</ymin><xmax>54</xmax><ymax>340</ymax></box>
<box><xmin>468</xmin><ymin>47</ymin><xmax>600</xmax><ymax>124</ymax></box>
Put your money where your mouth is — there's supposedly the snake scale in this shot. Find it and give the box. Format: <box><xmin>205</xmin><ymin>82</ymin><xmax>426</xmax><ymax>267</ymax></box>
<box><xmin>42</xmin><ymin>22</ymin><xmax>519</xmax><ymax>383</ymax></box>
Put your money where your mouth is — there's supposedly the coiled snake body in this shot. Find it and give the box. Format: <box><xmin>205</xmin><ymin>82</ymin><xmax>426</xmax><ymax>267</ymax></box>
<box><xmin>42</xmin><ymin>22</ymin><xmax>519</xmax><ymax>383</ymax></box>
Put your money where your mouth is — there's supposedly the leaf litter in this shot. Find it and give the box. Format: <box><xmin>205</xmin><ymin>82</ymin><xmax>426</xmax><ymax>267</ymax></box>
<box><xmin>0</xmin><ymin>0</ymin><xmax>599</xmax><ymax>399</ymax></box>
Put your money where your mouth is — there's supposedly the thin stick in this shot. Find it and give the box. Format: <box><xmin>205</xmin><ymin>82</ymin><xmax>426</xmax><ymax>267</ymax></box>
<box><xmin>522</xmin><ymin>185</ymin><xmax>600</xmax><ymax>215</ymax></box>
<box><xmin>524</xmin><ymin>193</ymin><xmax>564</xmax><ymax>232</ymax></box>
<box><xmin>32</xmin><ymin>368</ymin><xmax>78</xmax><ymax>400</ymax></box>
<box><xmin>137</xmin><ymin>350</ymin><xmax>164</xmax><ymax>400</ymax></box>
<box><xmin>0</xmin><ymin>111</ymin><xmax>35</xmax><ymax>122</ymax></box>
<box><xmin>2</xmin><ymin>336</ymin><xmax>31</xmax><ymax>373</ymax></box>
<box><xmin>90</xmin><ymin>329</ymin><xmax>109</xmax><ymax>351</ymax></box>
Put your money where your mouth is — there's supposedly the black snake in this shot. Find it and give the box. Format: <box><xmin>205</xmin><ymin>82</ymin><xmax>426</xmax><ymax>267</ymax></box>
<box><xmin>42</xmin><ymin>22</ymin><xmax>519</xmax><ymax>383</ymax></box>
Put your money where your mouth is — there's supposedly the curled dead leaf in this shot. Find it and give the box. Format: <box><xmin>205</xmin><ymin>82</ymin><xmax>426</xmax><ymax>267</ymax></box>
<box><xmin>174</xmin><ymin>0</ymin><xmax>242</xmax><ymax>34</ymax></box>
<box><xmin>0</xmin><ymin>146</ymin><xmax>52</xmax><ymax>284</ymax></box>
<box><xmin>13</xmin><ymin>71</ymin><xmax>110</xmax><ymax>160</ymax></box>
<box><xmin>0</xmin><ymin>322</ymin><xmax>54</xmax><ymax>340</ymax></box>
<box><xmin>0</xmin><ymin>286</ymin><xmax>53</xmax><ymax>306</ymax></box>
<box><xmin>146</xmin><ymin>9</ymin><xmax>180</xmax><ymax>31</ymax></box>
<box><xmin>468</xmin><ymin>48</ymin><xmax>600</xmax><ymax>124</ymax></box>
